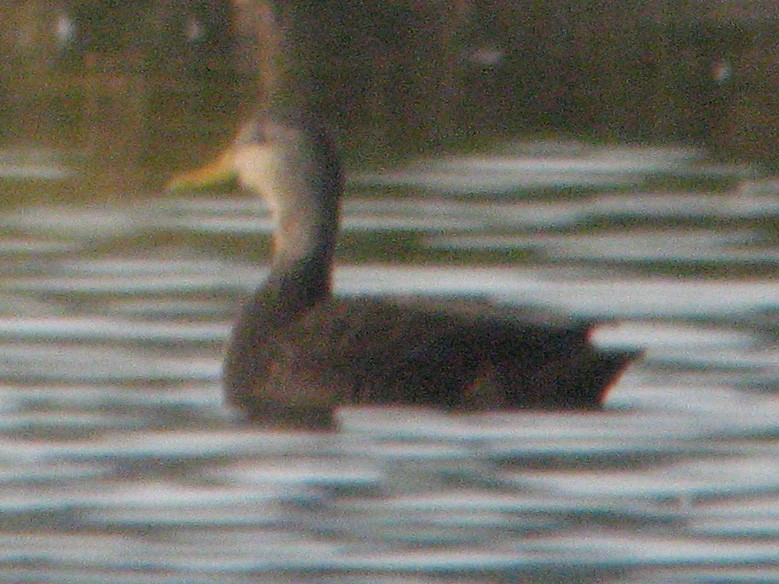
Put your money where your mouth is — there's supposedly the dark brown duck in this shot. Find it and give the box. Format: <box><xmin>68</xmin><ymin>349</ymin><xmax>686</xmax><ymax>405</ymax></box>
<box><xmin>223</xmin><ymin>114</ymin><xmax>640</xmax><ymax>428</ymax></box>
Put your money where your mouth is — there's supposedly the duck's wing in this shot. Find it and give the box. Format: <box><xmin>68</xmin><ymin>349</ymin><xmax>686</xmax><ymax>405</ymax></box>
<box><xmin>274</xmin><ymin>296</ymin><xmax>637</xmax><ymax>411</ymax></box>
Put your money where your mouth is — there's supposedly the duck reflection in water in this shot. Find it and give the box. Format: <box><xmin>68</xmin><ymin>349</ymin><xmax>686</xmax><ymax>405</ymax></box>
<box><xmin>221</xmin><ymin>111</ymin><xmax>641</xmax><ymax>429</ymax></box>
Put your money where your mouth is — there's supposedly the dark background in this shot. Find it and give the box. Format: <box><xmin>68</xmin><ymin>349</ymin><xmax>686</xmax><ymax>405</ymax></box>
<box><xmin>0</xmin><ymin>0</ymin><xmax>776</xmax><ymax>187</ymax></box>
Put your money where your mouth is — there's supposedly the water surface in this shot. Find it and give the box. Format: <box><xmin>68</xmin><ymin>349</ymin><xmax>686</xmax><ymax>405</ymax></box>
<box><xmin>0</xmin><ymin>140</ymin><xmax>776</xmax><ymax>582</ymax></box>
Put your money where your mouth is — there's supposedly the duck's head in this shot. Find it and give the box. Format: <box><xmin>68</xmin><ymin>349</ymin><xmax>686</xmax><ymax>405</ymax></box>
<box><xmin>233</xmin><ymin>114</ymin><xmax>342</xmax><ymax>268</ymax></box>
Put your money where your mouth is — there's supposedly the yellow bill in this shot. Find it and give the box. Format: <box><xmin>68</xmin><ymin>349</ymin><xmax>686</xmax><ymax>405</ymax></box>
<box><xmin>167</xmin><ymin>149</ymin><xmax>240</xmax><ymax>192</ymax></box>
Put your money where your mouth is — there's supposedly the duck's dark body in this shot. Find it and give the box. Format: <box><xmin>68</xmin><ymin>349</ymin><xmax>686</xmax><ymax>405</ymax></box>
<box><xmin>224</xmin><ymin>287</ymin><xmax>637</xmax><ymax>428</ymax></box>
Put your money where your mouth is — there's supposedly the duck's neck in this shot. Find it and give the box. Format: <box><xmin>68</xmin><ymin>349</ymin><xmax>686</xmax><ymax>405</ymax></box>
<box><xmin>236</xmin><ymin>114</ymin><xmax>341</xmax><ymax>315</ymax></box>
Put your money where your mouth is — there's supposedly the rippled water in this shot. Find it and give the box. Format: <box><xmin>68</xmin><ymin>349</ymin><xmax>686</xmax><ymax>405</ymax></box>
<box><xmin>0</xmin><ymin>142</ymin><xmax>776</xmax><ymax>583</ymax></box>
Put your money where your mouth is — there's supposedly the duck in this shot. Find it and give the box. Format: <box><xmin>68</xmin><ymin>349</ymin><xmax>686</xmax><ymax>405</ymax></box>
<box><xmin>220</xmin><ymin>110</ymin><xmax>639</xmax><ymax>429</ymax></box>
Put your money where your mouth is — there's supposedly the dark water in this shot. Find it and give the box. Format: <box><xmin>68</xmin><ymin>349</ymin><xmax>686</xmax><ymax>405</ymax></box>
<box><xmin>0</xmin><ymin>141</ymin><xmax>776</xmax><ymax>583</ymax></box>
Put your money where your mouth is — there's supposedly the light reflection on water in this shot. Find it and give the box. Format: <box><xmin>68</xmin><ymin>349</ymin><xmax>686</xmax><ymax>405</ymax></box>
<box><xmin>0</xmin><ymin>141</ymin><xmax>776</xmax><ymax>583</ymax></box>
